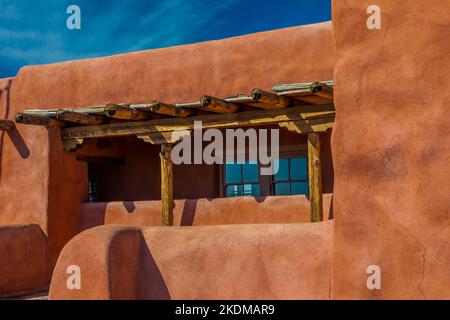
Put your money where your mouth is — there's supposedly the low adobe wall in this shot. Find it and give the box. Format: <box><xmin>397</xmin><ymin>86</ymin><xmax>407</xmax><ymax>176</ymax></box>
<box><xmin>80</xmin><ymin>194</ymin><xmax>333</xmax><ymax>230</ymax></box>
<box><xmin>331</xmin><ymin>0</ymin><xmax>450</xmax><ymax>298</ymax></box>
<box><xmin>49</xmin><ymin>222</ymin><xmax>333</xmax><ymax>300</ymax></box>
<box><xmin>0</xmin><ymin>224</ymin><xmax>48</xmax><ymax>297</ymax></box>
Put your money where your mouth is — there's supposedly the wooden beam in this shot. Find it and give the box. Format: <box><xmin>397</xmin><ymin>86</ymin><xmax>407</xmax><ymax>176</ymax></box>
<box><xmin>137</xmin><ymin>131</ymin><xmax>189</xmax><ymax>145</ymax></box>
<box><xmin>14</xmin><ymin>112</ymin><xmax>65</xmax><ymax>127</ymax></box>
<box><xmin>272</xmin><ymin>80</ymin><xmax>334</xmax><ymax>92</ymax></box>
<box><xmin>0</xmin><ymin>120</ymin><xmax>14</xmax><ymax>131</ymax></box>
<box><xmin>200</xmin><ymin>96</ymin><xmax>240</xmax><ymax>113</ymax></box>
<box><xmin>148</xmin><ymin>101</ymin><xmax>193</xmax><ymax>118</ymax></box>
<box><xmin>308</xmin><ymin>132</ymin><xmax>323</xmax><ymax>222</ymax></box>
<box><xmin>61</xmin><ymin>104</ymin><xmax>335</xmax><ymax>141</ymax></box>
<box><xmin>251</xmin><ymin>88</ymin><xmax>290</xmax><ymax>109</ymax></box>
<box><xmin>310</xmin><ymin>81</ymin><xmax>333</xmax><ymax>100</ymax></box>
<box><xmin>104</xmin><ymin>103</ymin><xmax>152</xmax><ymax>121</ymax></box>
<box><xmin>160</xmin><ymin>143</ymin><xmax>174</xmax><ymax>226</ymax></box>
<box><xmin>56</xmin><ymin>109</ymin><xmax>107</xmax><ymax>125</ymax></box>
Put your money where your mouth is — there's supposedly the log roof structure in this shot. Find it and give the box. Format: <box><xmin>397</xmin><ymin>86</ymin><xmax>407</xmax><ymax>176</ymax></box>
<box><xmin>13</xmin><ymin>81</ymin><xmax>334</xmax><ymax>151</ymax></box>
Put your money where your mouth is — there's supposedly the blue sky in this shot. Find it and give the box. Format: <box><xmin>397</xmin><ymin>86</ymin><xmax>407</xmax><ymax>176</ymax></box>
<box><xmin>0</xmin><ymin>0</ymin><xmax>331</xmax><ymax>78</ymax></box>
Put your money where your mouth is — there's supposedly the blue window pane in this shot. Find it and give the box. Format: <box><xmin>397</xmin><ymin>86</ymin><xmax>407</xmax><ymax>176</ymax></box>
<box><xmin>225</xmin><ymin>163</ymin><xmax>241</xmax><ymax>184</ymax></box>
<box><xmin>291</xmin><ymin>182</ymin><xmax>309</xmax><ymax>195</ymax></box>
<box><xmin>226</xmin><ymin>185</ymin><xmax>242</xmax><ymax>197</ymax></box>
<box><xmin>274</xmin><ymin>159</ymin><xmax>289</xmax><ymax>181</ymax></box>
<box><xmin>274</xmin><ymin>182</ymin><xmax>290</xmax><ymax>195</ymax></box>
<box><xmin>290</xmin><ymin>157</ymin><xmax>308</xmax><ymax>180</ymax></box>
<box><xmin>243</xmin><ymin>184</ymin><xmax>260</xmax><ymax>197</ymax></box>
<box><xmin>242</xmin><ymin>162</ymin><xmax>259</xmax><ymax>183</ymax></box>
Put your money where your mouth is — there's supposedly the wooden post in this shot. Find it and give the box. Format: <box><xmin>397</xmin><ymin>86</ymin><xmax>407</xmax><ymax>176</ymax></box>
<box><xmin>308</xmin><ymin>132</ymin><xmax>323</xmax><ymax>222</ymax></box>
<box><xmin>160</xmin><ymin>143</ymin><xmax>174</xmax><ymax>226</ymax></box>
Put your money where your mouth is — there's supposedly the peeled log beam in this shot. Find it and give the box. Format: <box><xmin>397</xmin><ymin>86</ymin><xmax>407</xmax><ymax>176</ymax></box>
<box><xmin>104</xmin><ymin>103</ymin><xmax>152</xmax><ymax>121</ymax></box>
<box><xmin>56</xmin><ymin>109</ymin><xmax>107</xmax><ymax>125</ymax></box>
<box><xmin>251</xmin><ymin>88</ymin><xmax>290</xmax><ymax>109</ymax></box>
<box><xmin>310</xmin><ymin>81</ymin><xmax>333</xmax><ymax>100</ymax></box>
<box><xmin>308</xmin><ymin>132</ymin><xmax>323</xmax><ymax>222</ymax></box>
<box><xmin>200</xmin><ymin>96</ymin><xmax>240</xmax><ymax>113</ymax></box>
<box><xmin>160</xmin><ymin>143</ymin><xmax>174</xmax><ymax>226</ymax></box>
<box><xmin>149</xmin><ymin>101</ymin><xmax>193</xmax><ymax>118</ymax></box>
<box><xmin>14</xmin><ymin>112</ymin><xmax>65</xmax><ymax>127</ymax></box>
<box><xmin>0</xmin><ymin>120</ymin><xmax>14</xmax><ymax>131</ymax></box>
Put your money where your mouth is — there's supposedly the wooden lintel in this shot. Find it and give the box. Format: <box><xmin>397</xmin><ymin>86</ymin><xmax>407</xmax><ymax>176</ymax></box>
<box><xmin>251</xmin><ymin>88</ymin><xmax>290</xmax><ymax>109</ymax></box>
<box><xmin>62</xmin><ymin>104</ymin><xmax>335</xmax><ymax>140</ymax></box>
<box><xmin>200</xmin><ymin>96</ymin><xmax>240</xmax><ymax>113</ymax></box>
<box><xmin>56</xmin><ymin>109</ymin><xmax>107</xmax><ymax>125</ymax></box>
<box><xmin>160</xmin><ymin>143</ymin><xmax>174</xmax><ymax>226</ymax></box>
<box><xmin>0</xmin><ymin>120</ymin><xmax>14</xmax><ymax>131</ymax></box>
<box><xmin>149</xmin><ymin>101</ymin><xmax>193</xmax><ymax>118</ymax></box>
<box><xmin>308</xmin><ymin>132</ymin><xmax>323</xmax><ymax>222</ymax></box>
<box><xmin>104</xmin><ymin>103</ymin><xmax>152</xmax><ymax>121</ymax></box>
<box><xmin>278</xmin><ymin>117</ymin><xmax>334</xmax><ymax>134</ymax></box>
<box><xmin>137</xmin><ymin>130</ymin><xmax>189</xmax><ymax>145</ymax></box>
<box><xmin>14</xmin><ymin>112</ymin><xmax>65</xmax><ymax>127</ymax></box>
<box><xmin>62</xmin><ymin>138</ymin><xmax>84</xmax><ymax>152</ymax></box>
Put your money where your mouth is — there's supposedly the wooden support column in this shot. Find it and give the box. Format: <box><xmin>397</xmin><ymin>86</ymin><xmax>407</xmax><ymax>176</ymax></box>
<box><xmin>308</xmin><ymin>132</ymin><xmax>323</xmax><ymax>222</ymax></box>
<box><xmin>160</xmin><ymin>143</ymin><xmax>174</xmax><ymax>226</ymax></box>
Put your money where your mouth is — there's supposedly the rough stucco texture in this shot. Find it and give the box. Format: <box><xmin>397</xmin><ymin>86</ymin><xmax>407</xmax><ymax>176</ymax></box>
<box><xmin>49</xmin><ymin>222</ymin><xmax>333</xmax><ymax>300</ymax></box>
<box><xmin>331</xmin><ymin>0</ymin><xmax>450</xmax><ymax>299</ymax></box>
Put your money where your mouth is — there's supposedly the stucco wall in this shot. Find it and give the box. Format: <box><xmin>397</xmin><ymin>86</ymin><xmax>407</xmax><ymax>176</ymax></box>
<box><xmin>49</xmin><ymin>222</ymin><xmax>334</xmax><ymax>299</ymax></box>
<box><xmin>0</xmin><ymin>21</ymin><xmax>335</xmax><ymax>297</ymax></box>
<box><xmin>331</xmin><ymin>0</ymin><xmax>450</xmax><ymax>299</ymax></box>
<box><xmin>80</xmin><ymin>194</ymin><xmax>333</xmax><ymax>230</ymax></box>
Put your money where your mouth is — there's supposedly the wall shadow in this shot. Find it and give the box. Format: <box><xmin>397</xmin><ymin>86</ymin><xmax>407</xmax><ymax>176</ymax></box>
<box><xmin>137</xmin><ymin>235</ymin><xmax>171</xmax><ymax>299</ymax></box>
<box><xmin>180</xmin><ymin>199</ymin><xmax>198</xmax><ymax>226</ymax></box>
<box><xmin>7</xmin><ymin>126</ymin><xmax>30</xmax><ymax>159</ymax></box>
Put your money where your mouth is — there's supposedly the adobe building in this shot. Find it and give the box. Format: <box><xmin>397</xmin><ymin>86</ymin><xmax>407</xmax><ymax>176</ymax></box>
<box><xmin>0</xmin><ymin>0</ymin><xmax>449</xmax><ymax>299</ymax></box>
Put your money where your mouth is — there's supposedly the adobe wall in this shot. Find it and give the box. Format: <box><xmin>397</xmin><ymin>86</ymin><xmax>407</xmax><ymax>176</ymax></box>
<box><xmin>79</xmin><ymin>194</ymin><xmax>333</xmax><ymax>230</ymax></box>
<box><xmin>49</xmin><ymin>222</ymin><xmax>334</xmax><ymax>299</ymax></box>
<box><xmin>0</xmin><ymin>21</ymin><xmax>335</xmax><ymax>277</ymax></box>
<box><xmin>331</xmin><ymin>1</ymin><xmax>450</xmax><ymax>298</ymax></box>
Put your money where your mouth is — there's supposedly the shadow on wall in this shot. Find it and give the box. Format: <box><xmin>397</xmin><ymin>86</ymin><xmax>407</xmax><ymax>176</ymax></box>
<box><xmin>138</xmin><ymin>235</ymin><xmax>171</xmax><ymax>299</ymax></box>
<box><xmin>0</xmin><ymin>79</ymin><xmax>30</xmax><ymax>183</ymax></box>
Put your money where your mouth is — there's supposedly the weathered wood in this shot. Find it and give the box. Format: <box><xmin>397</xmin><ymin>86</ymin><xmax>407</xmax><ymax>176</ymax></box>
<box><xmin>160</xmin><ymin>144</ymin><xmax>174</xmax><ymax>226</ymax></box>
<box><xmin>200</xmin><ymin>96</ymin><xmax>240</xmax><ymax>113</ymax></box>
<box><xmin>310</xmin><ymin>81</ymin><xmax>333</xmax><ymax>100</ymax></box>
<box><xmin>251</xmin><ymin>88</ymin><xmax>290</xmax><ymax>109</ymax></box>
<box><xmin>104</xmin><ymin>103</ymin><xmax>152</xmax><ymax>121</ymax></box>
<box><xmin>148</xmin><ymin>101</ymin><xmax>193</xmax><ymax>118</ymax></box>
<box><xmin>272</xmin><ymin>80</ymin><xmax>334</xmax><ymax>92</ymax></box>
<box><xmin>61</xmin><ymin>104</ymin><xmax>335</xmax><ymax>141</ymax></box>
<box><xmin>14</xmin><ymin>112</ymin><xmax>65</xmax><ymax>127</ymax></box>
<box><xmin>56</xmin><ymin>109</ymin><xmax>107</xmax><ymax>125</ymax></box>
<box><xmin>278</xmin><ymin>118</ymin><xmax>333</xmax><ymax>134</ymax></box>
<box><xmin>0</xmin><ymin>120</ymin><xmax>14</xmax><ymax>131</ymax></box>
<box><xmin>137</xmin><ymin>131</ymin><xmax>189</xmax><ymax>144</ymax></box>
<box><xmin>63</xmin><ymin>138</ymin><xmax>84</xmax><ymax>152</ymax></box>
<box><xmin>308</xmin><ymin>132</ymin><xmax>323</xmax><ymax>222</ymax></box>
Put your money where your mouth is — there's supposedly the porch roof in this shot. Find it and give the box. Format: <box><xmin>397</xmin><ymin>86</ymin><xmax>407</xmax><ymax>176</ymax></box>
<box><xmin>13</xmin><ymin>80</ymin><xmax>334</xmax><ymax>151</ymax></box>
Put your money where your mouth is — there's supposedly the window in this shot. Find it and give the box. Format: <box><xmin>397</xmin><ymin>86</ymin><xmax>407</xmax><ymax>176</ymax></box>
<box><xmin>271</xmin><ymin>157</ymin><xmax>309</xmax><ymax>196</ymax></box>
<box><xmin>223</xmin><ymin>156</ymin><xmax>309</xmax><ymax>198</ymax></box>
<box><xmin>224</xmin><ymin>161</ymin><xmax>261</xmax><ymax>197</ymax></box>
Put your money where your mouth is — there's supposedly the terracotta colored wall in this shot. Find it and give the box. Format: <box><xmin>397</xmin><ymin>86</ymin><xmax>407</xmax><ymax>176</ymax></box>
<box><xmin>331</xmin><ymin>1</ymin><xmax>450</xmax><ymax>299</ymax></box>
<box><xmin>79</xmin><ymin>194</ymin><xmax>333</xmax><ymax>230</ymax></box>
<box><xmin>0</xmin><ymin>224</ymin><xmax>48</xmax><ymax>297</ymax></box>
<box><xmin>0</xmin><ymin>21</ymin><xmax>334</xmax><ymax>281</ymax></box>
<box><xmin>49</xmin><ymin>222</ymin><xmax>333</xmax><ymax>299</ymax></box>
